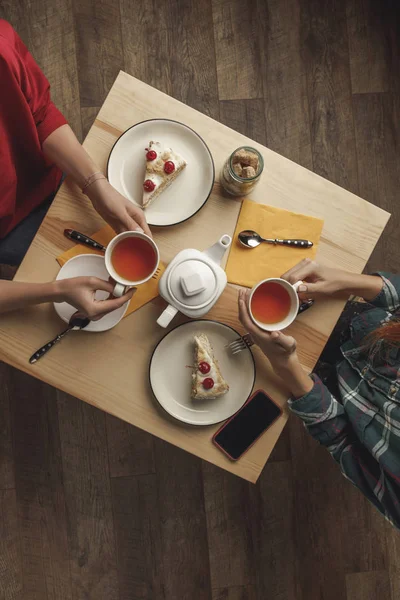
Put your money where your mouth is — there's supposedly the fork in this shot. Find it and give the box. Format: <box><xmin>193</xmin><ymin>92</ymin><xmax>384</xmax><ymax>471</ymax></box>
<box><xmin>227</xmin><ymin>299</ymin><xmax>315</xmax><ymax>355</ymax></box>
<box><xmin>226</xmin><ymin>333</ymin><xmax>254</xmax><ymax>355</ymax></box>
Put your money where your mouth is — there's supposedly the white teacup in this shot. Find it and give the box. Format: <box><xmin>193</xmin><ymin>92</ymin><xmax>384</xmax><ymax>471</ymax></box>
<box><xmin>105</xmin><ymin>231</ymin><xmax>160</xmax><ymax>297</ymax></box>
<box><xmin>249</xmin><ymin>277</ymin><xmax>303</xmax><ymax>331</ymax></box>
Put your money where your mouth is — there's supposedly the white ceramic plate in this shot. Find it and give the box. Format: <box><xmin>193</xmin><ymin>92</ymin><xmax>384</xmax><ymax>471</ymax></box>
<box><xmin>149</xmin><ymin>320</ymin><xmax>255</xmax><ymax>426</ymax></box>
<box><xmin>107</xmin><ymin>119</ymin><xmax>215</xmax><ymax>227</ymax></box>
<box><xmin>54</xmin><ymin>254</ymin><xmax>129</xmax><ymax>333</ymax></box>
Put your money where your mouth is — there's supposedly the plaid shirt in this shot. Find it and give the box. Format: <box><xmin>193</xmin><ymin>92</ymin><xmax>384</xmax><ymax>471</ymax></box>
<box><xmin>289</xmin><ymin>273</ymin><xmax>400</xmax><ymax>529</ymax></box>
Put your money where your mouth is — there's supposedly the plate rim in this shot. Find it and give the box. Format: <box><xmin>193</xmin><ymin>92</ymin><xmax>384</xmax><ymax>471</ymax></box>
<box><xmin>106</xmin><ymin>118</ymin><xmax>215</xmax><ymax>227</ymax></box>
<box><xmin>148</xmin><ymin>319</ymin><xmax>256</xmax><ymax>426</ymax></box>
<box><xmin>54</xmin><ymin>253</ymin><xmax>129</xmax><ymax>332</ymax></box>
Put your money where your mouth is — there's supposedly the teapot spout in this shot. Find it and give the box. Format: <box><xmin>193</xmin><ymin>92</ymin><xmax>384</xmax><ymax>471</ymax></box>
<box><xmin>203</xmin><ymin>234</ymin><xmax>232</xmax><ymax>266</ymax></box>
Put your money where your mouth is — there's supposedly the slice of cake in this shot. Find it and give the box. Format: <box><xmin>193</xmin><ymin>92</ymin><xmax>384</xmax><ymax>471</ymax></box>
<box><xmin>142</xmin><ymin>140</ymin><xmax>187</xmax><ymax>208</ymax></box>
<box><xmin>191</xmin><ymin>334</ymin><xmax>229</xmax><ymax>400</ymax></box>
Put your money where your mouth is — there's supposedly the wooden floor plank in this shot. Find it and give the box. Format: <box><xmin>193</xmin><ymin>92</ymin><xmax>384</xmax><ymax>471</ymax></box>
<box><xmin>339</xmin><ymin>483</ymin><xmax>387</xmax><ymax>573</ymax></box>
<box><xmin>353</xmin><ymin>92</ymin><xmax>400</xmax><ymax>274</ymax></box>
<box><xmin>289</xmin><ymin>417</ymin><xmax>348</xmax><ymax>600</ymax></box>
<box><xmin>253</xmin><ymin>461</ymin><xmax>296</xmax><ymax>600</ymax></box>
<box><xmin>72</xmin><ymin>0</ymin><xmax>124</xmax><ymax>108</ymax></box>
<box><xmin>213</xmin><ymin>585</ymin><xmax>258</xmax><ymax>600</ymax></box>
<box><xmin>346</xmin><ymin>0</ymin><xmax>390</xmax><ymax>94</ymax></box>
<box><xmin>0</xmin><ymin>363</ymin><xmax>15</xmax><ymax>490</ymax></box>
<box><xmin>302</xmin><ymin>0</ymin><xmax>359</xmax><ymax>194</ymax></box>
<box><xmin>346</xmin><ymin>570</ymin><xmax>391</xmax><ymax>600</ymax></box>
<box><xmin>212</xmin><ymin>0</ymin><xmax>263</xmax><ymax>101</ymax></box>
<box><xmin>260</xmin><ymin>0</ymin><xmax>313</xmax><ymax>169</ymax></box>
<box><xmin>167</xmin><ymin>0</ymin><xmax>219</xmax><ymax>119</ymax></box>
<box><xmin>0</xmin><ymin>488</ymin><xmax>23</xmax><ymax>600</ymax></box>
<box><xmin>106</xmin><ymin>415</ymin><xmax>155</xmax><ymax>478</ymax></box>
<box><xmin>154</xmin><ymin>441</ymin><xmax>212</xmax><ymax>600</ymax></box>
<box><xmin>0</xmin><ymin>2</ymin><xmax>29</xmax><ymax>39</ymax></box>
<box><xmin>57</xmin><ymin>393</ymin><xmax>119</xmax><ymax>600</ymax></box>
<box><xmin>202</xmin><ymin>463</ymin><xmax>256</xmax><ymax>590</ymax></box>
<box><xmin>219</xmin><ymin>100</ymin><xmax>267</xmax><ymax>146</ymax></box>
<box><xmin>119</xmin><ymin>0</ymin><xmax>171</xmax><ymax>96</ymax></box>
<box><xmin>386</xmin><ymin>521</ymin><xmax>400</xmax><ymax>600</ymax></box>
<box><xmin>267</xmin><ymin>424</ymin><xmax>291</xmax><ymax>462</ymax></box>
<box><xmin>10</xmin><ymin>371</ymin><xmax>72</xmax><ymax>600</ymax></box>
<box><xmin>111</xmin><ymin>475</ymin><xmax>164</xmax><ymax>600</ymax></box>
<box><xmin>121</xmin><ymin>0</ymin><xmax>219</xmax><ymax>119</ymax></box>
<box><xmin>32</xmin><ymin>0</ymin><xmax>82</xmax><ymax>138</ymax></box>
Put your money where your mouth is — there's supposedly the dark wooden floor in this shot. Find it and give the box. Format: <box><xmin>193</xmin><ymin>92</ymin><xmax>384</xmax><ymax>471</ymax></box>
<box><xmin>1</xmin><ymin>1</ymin><xmax>400</xmax><ymax>598</ymax></box>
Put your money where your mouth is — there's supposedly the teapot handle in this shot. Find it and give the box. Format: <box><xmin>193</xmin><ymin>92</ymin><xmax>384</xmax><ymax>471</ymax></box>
<box><xmin>157</xmin><ymin>304</ymin><xmax>178</xmax><ymax>328</ymax></box>
<box><xmin>203</xmin><ymin>234</ymin><xmax>232</xmax><ymax>265</ymax></box>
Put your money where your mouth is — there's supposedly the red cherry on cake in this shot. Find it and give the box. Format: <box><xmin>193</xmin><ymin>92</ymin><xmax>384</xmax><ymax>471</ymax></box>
<box><xmin>202</xmin><ymin>378</ymin><xmax>214</xmax><ymax>390</ymax></box>
<box><xmin>146</xmin><ymin>150</ymin><xmax>157</xmax><ymax>161</ymax></box>
<box><xmin>143</xmin><ymin>179</ymin><xmax>155</xmax><ymax>192</ymax></box>
<box><xmin>164</xmin><ymin>160</ymin><xmax>175</xmax><ymax>174</ymax></box>
<box><xmin>199</xmin><ymin>361</ymin><xmax>210</xmax><ymax>374</ymax></box>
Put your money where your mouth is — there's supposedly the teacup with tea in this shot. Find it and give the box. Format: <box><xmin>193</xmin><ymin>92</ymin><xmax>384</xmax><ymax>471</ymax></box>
<box><xmin>105</xmin><ymin>231</ymin><xmax>160</xmax><ymax>297</ymax></box>
<box><xmin>249</xmin><ymin>278</ymin><xmax>302</xmax><ymax>331</ymax></box>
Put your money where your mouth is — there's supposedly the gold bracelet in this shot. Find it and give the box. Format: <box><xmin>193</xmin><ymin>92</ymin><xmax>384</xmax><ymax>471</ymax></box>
<box><xmin>81</xmin><ymin>172</ymin><xmax>107</xmax><ymax>194</ymax></box>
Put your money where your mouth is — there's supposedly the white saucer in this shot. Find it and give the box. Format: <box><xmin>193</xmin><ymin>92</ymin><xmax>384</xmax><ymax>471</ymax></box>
<box><xmin>149</xmin><ymin>320</ymin><xmax>255</xmax><ymax>426</ymax></box>
<box><xmin>54</xmin><ymin>254</ymin><xmax>129</xmax><ymax>333</ymax></box>
<box><xmin>107</xmin><ymin>119</ymin><xmax>215</xmax><ymax>227</ymax></box>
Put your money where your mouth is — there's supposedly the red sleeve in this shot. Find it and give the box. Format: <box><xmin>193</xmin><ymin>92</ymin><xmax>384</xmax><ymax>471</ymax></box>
<box><xmin>0</xmin><ymin>20</ymin><xmax>67</xmax><ymax>144</ymax></box>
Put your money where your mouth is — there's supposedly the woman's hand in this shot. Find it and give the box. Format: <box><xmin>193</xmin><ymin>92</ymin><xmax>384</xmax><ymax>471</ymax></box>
<box><xmin>238</xmin><ymin>289</ymin><xmax>313</xmax><ymax>397</ymax></box>
<box><xmin>281</xmin><ymin>259</ymin><xmax>352</xmax><ymax>300</ymax></box>
<box><xmin>87</xmin><ymin>179</ymin><xmax>152</xmax><ymax>237</ymax></box>
<box><xmin>238</xmin><ymin>289</ymin><xmax>298</xmax><ymax>371</ymax></box>
<box><xmin>56</xmin><ymin>276</ymin><xmax>133</xmax><ymax>320</ymax></box>
<box><xmin>281</xmin><ymin>259</ymin><xmax>383</xmax><ymax>302</ymax></box>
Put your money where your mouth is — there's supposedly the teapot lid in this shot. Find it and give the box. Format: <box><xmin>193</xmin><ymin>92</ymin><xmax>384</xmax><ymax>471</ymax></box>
<box><xmin>168</xmin><ymin>258</ymin><xmax>218</xmax><ymax>308</ymax></box>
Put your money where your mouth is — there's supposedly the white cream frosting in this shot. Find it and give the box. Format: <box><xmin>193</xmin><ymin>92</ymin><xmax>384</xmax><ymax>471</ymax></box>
<box><xmin>142</xmin><ymin>140</ymin><xmax>186</xmax><ymax>204</ymax></box>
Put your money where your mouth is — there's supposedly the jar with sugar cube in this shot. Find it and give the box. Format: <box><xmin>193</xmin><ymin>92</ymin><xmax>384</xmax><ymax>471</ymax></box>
<box><xmin>220</xmin><ymin>146</ymin><xmax>264</xmax><ymax>196</ymax></box>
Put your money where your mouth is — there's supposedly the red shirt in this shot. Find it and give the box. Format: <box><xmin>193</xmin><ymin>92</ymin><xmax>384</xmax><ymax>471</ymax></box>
<box><xmin>0</xmin><ymin>20</ymin><xmax>67</xmax><ymax>238</ymax></box>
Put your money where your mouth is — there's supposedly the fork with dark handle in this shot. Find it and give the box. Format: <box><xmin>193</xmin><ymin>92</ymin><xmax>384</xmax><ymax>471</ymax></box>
<box><xmin>29</xmin><ymin>313</ymin><xmax>90</xmax><ymax>364</ymax></box>
<box><xmin>298</xmin><ymin>298</ymin><xmax>314</xmax><ymax>313</ymax></box>
<box><xmin>64</xmin><ymin>229</ymin><xmax>107</xmax><ymax>252</ymax></box>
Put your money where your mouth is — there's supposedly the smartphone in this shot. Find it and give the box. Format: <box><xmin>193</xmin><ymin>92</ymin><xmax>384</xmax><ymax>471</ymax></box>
<box><xmin>212</xmin><ymin>390</ymin><xmax>283</xmax><ymax>461</ymax></box>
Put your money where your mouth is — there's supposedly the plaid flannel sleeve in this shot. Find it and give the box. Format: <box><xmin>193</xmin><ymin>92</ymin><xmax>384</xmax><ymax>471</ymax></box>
<box><xmin>370</xmin><ymin>272</ymin><xmax>400</xmax><ymax>312</ymax></box>
<box><xmin>288</xmin><ymin>375</ymin><xmax>400</xmax><ymax>529</ymax></box>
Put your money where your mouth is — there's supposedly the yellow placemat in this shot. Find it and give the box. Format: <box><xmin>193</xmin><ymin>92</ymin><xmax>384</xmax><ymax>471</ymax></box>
<box><xmin>57</xmin><ymin>225</ymin><xmax>166</xmax><ymax>317</ymax></box>
<box><xmin>226</xmin><ymin>199</ymin><xmax>324</xmax><ymax>288</ymax></box>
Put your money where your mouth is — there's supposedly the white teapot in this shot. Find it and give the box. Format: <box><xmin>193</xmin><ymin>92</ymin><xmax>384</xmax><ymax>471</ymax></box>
<box><xmin>157</xmin><ymin>235</ymin><xmax>232</xmax><ymax>328</ymax></box>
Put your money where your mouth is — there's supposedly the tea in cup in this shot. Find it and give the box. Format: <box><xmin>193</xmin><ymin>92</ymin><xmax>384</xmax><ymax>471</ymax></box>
<box><xmin>249</xmin><ymin>278</ymin><xmax>302</xmax><ymax>331</ymax></box>
<box><xmin>105</xmin><ymin>231</ymin><xmax>159</xmax><ymax>297</ymax></box>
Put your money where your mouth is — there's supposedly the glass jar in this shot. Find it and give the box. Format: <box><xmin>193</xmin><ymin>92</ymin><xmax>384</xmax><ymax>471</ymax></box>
<box><xmin>220</xmin><ymin>146</ymin><xmax>264</xmax><ymax>197</ymax></box>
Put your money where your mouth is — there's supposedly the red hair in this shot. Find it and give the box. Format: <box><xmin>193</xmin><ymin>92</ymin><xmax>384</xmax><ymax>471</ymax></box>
<box><xmin>366</xmin><ymin>320</ymin><xmax>400</xmax><ymax>352</ymax></box>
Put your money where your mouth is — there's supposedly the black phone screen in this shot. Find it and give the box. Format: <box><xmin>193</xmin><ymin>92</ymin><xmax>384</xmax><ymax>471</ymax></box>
<box><xmin>214</xmin><ymin>391</ymin><xmax>282</xmax><ymax>460</ymax></box>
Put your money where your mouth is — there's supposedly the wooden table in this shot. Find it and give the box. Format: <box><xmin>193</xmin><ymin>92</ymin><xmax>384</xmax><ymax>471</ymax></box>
<box><xmin>0</xmin><ymin>72</ymin><xmax>389</xmax><ymax>483</ymax></box>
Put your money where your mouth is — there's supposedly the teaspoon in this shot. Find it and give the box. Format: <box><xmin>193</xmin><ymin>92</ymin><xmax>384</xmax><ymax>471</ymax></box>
<box><xmin>238</xmin><ymin>230</ymin><xmax>313</xmax><ymax>249</ymax></box>
<box><xmin>29</xmin><ymin>312</ymin><xmax>90</xmax><ymax>364</ymax></box>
